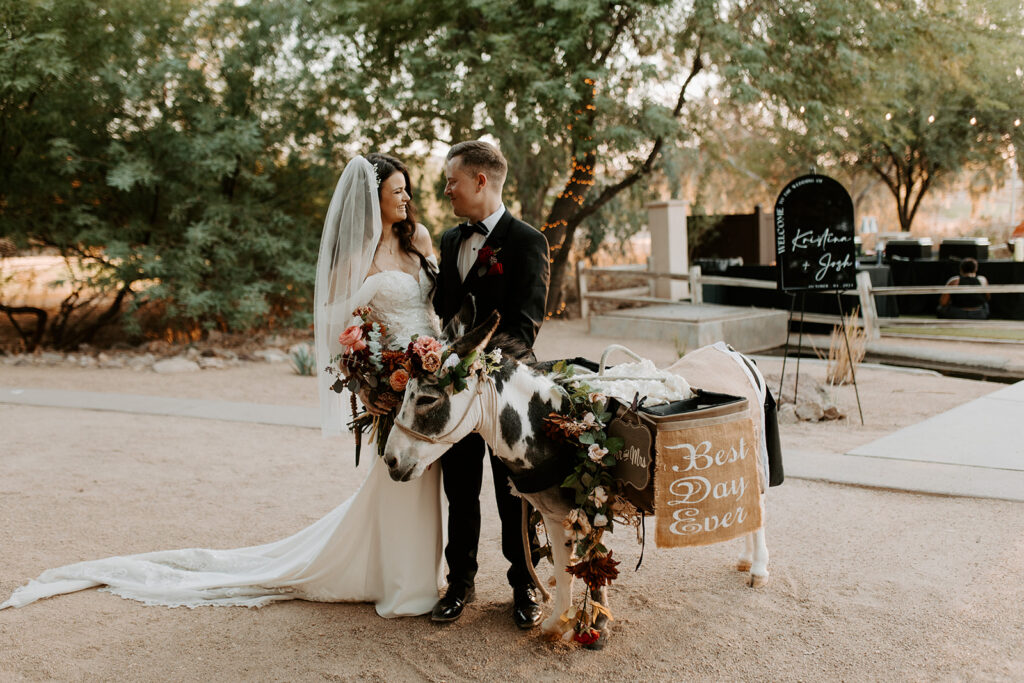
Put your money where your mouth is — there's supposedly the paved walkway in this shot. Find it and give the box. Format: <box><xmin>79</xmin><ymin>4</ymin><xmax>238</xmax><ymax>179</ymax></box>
<box><xmin>4</xmin><ymin>378</ymin><xmax>1022</xmax><ymax>503</ymax></box>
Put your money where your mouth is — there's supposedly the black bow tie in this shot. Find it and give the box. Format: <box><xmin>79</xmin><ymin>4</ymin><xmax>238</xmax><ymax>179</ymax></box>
<box><xmin>458</xmin><ymin>221</ymin><xmax>488</xmax><ymax>240</ymax></box>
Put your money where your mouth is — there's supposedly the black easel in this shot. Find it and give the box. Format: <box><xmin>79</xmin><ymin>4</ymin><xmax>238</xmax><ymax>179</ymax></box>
<box><xmin>774</xmin><ymin>170</ymin><xmax>864</xmax><ymax>426</ymax></box>
<box><xmin>777</xmin><ymin>291</ymin><xmax>864</xmax><ymax>426</ymax></box>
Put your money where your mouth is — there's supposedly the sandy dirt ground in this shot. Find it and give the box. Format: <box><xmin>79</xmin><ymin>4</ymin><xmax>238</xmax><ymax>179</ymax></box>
<box><xmin>1</xmin><ymin>322</ymin><xmax>1022</xmax><ymax>681</ymax></box>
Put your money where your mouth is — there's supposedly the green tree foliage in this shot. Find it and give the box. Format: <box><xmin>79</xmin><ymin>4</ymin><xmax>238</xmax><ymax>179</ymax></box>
<box><xmin>1</xmin><ymin>0</ymin><xmax>341</xmax><ymax>348</ymax></box>
<box><xmin>812</xmin><ymin>0</ymin><xmax>1024</xmax><ymax>232</ymax></box>
<box><xmin>327</xmin><ymin>0</ymin><xmax>911</xmax><ymax>313</ymax></box>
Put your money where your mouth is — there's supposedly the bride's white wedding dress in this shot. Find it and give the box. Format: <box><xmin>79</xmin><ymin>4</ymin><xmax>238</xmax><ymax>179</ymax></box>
<box><xmin>1</xmin><ymin>267</ymin><xmax>444</xmax><ymax>617</ymax></box>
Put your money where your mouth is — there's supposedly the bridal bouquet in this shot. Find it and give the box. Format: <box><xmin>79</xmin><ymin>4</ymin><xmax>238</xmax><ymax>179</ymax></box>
<box><xmin>330</xmin><ymin>306</ymin><xmax>412</xmax><ymax>464</ymax></box>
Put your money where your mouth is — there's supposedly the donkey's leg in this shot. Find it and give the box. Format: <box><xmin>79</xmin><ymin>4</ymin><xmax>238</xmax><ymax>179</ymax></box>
<box><xmin>539</xmin><ymin>515</ymin><xmax>574</xmax><ymax>639</ymax></box>
<box><xmin>748</xmin><ymin>528</ymin><xmax>769</xmax><ymax>587</ymax></box>
<box><xmin>737</xmin><ymin>533</ymin><xmax>754</xmax><ymax>573</ymax></box>
<box><xmin>586</xmin><ymin>585</ymin><xmax>611</xmax><ymax>650</ymax></box>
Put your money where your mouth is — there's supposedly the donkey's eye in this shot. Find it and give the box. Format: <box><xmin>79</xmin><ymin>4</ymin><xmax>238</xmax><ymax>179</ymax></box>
<box><xmin>416</xmin><ymin>396</ymin><xmax>439</xmax><ymax>407</ymax></box>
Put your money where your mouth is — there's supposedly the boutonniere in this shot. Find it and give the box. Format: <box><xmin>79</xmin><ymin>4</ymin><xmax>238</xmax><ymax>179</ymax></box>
<box><xmin>476</xmin><ymin>246</ymin><xmax>503</xmax><ymax>277</ymax></box>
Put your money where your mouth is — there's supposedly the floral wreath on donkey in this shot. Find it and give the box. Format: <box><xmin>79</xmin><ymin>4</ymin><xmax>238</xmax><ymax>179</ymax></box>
<box><xmin>327</xmin><ymin>306</ymin><xmax>641</xmax><ymax>645</ymax></box>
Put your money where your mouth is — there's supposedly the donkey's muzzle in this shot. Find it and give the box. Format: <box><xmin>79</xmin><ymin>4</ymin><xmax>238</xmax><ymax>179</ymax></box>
<box><xmin>387</xmin><ymin>461</ymin><xmax>416</xmax><ymax>482</ymax></box>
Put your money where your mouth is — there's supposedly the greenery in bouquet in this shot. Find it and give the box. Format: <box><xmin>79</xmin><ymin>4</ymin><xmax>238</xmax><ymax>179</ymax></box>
<box><xmin>542</xmin><ymin>361</ymin><xmax>643</xmax><ymax>643</ymax></box>
<box><xmin>330</xmin><ymin>306</ymin><xmax>411</xmax><ymax>464</ymax></box>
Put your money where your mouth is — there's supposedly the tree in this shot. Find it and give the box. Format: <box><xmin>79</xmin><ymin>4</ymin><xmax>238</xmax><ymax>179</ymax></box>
<box><xmin>0</xmin><ymin>0</ymin><xmax>342</xmax><ymax>348</ymax></box>
<box><xmin>820</xmin><ymin>0</ymin><xmax>1024</xmax><ymax>232</ymax></box>
<box><xmin>325</xmin><ymin>0</ymin><xmax>906</xmax><ymax>314</ymax></box>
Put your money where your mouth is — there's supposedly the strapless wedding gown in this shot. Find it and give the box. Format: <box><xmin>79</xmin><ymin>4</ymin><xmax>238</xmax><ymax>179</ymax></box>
<box><xmin>1</xmin><ymin>268</ymin><xmax>445</xmax><ymax>617</ymax></box>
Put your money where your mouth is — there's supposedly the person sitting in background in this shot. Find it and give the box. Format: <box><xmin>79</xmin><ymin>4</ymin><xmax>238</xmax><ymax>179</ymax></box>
<box><xmin>937</xmin><ymin>257</ymin><xmax>990</xmax><ymax>320</ymax></box>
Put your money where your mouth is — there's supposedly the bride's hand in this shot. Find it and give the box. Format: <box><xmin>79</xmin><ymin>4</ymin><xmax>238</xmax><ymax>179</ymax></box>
<box><xmin>358</xmin><ymin>389</ymin><xmax>390</xmax><ymax>416</ymax></box>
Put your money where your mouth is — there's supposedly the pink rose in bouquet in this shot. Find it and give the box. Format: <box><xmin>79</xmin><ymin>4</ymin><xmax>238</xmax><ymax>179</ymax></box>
<box><xmin>338</xmin><ymin>325</ymin><xmax>367</xmax><ymax>352</ymax></box>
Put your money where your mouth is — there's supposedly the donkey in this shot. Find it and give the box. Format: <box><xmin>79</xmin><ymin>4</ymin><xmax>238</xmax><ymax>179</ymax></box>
<box><xmin>383</xmin><ymin>310</ymin><xmax>770</xmax><ymax>647</ymax></box>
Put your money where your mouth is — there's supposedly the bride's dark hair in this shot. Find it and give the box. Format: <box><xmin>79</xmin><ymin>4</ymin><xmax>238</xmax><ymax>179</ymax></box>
<box><xmin>365</xmin><ymin>153</ymin><xmax>437</xmax><ymax>291</ymax></box>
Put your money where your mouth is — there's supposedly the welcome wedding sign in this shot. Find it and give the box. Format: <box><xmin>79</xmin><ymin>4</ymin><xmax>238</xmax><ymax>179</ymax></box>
<box><xmin>652</xmin><ymin>400</ymin><xmax>763</xmax><ymax>548</ymax></box>
<box><xmin>774</xmin><ymin>173</ymin><xmax>856</xmax><ymax>292</ymax></box>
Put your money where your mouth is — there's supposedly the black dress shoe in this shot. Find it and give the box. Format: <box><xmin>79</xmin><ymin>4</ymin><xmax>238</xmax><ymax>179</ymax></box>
<box><xmin>512</xmin><ymin>584</ymin><xmax>542</xmax><ymax>629</ymax></box>
<box><xmin>431</xmin><ymin>585</ymin><xmax>475</xmax><ymax>623</ymax></box>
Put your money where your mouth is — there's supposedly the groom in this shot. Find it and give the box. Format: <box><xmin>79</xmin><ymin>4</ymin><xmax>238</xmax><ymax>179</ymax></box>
<box><xmin>432</xmin><ymin>140</ymin><xmax>550</xmax><ymax>628</ymax></box>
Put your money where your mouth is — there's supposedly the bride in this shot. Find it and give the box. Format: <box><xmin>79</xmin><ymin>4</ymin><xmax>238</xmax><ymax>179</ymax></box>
<box><xmin>0</xmin><ymin>154</ymin><xmax>446</xmax><ymax>617</ymax></box>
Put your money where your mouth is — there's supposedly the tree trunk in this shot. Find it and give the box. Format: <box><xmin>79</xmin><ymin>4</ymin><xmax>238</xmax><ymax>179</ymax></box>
<box><xmin>541</xmin><ymin>51</ymin><xmax>703</xmax><ymax>316</ymax></box>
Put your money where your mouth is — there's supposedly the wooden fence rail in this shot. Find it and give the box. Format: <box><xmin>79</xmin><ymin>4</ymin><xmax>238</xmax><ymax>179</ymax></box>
<box><xmin>576</xmin><ymin>262</ymin><xmax>1024</xmax><ymax>340</ymax></box>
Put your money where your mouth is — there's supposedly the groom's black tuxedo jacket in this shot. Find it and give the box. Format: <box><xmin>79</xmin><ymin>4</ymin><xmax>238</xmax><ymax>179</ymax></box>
<box><xmin>433</xmin><ymin>209</ymin><xmax>550</xmax><ymax>354</ymax></box>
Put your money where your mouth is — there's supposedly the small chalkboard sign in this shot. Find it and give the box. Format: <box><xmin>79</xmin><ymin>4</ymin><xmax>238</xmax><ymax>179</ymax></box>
<box><xmin>774</xmin><ymin>174</ymin><xmax>856</xmax><ymax>292</ymax></box>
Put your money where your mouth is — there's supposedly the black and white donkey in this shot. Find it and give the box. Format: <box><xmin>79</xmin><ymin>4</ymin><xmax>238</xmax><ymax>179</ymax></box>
<box><xmin>384</xmin><ymin>309</ymin><xmax>770</xmax><ymax>646</ymax></box>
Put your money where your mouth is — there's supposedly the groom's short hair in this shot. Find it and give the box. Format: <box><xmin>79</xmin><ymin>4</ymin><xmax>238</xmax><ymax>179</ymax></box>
<box><xmin>448</xmin><ymin>141</ymin><xmax>507</xmax><ymax>186</ymax></box>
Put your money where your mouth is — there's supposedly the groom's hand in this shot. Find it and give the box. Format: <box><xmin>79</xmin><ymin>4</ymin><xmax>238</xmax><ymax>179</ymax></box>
<box><xmin>358</xmin><ymin>389</ymin><xmax>390</xmax><ymax>416</ymax></box>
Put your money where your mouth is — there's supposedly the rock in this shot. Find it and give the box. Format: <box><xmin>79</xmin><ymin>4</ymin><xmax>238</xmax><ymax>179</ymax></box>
<box><xmin>198</xmin><ymin>356</ymin><xmax>226</xmax><ymax>370</ymax></box>
<box><xmin>205</xmin><ymin>329</ymin><xmax>224</xmax><ymax>344</ymax></box>
<box><xmin>777</xmin><ymin>403</ymin><xmax>799</xmax><ymax>425</ymax></box>
<box><xmin>40</xmin><ymin>352</ymin><xmax>63</xmax><ymax>366</ymax></box>
<box><xmin>65</xmin><ymin>354</ymin><xmax>78</xmax><ymax>365</ymax></box>
<box><xmin>795</xmin><ymin>400</ymin><xmax>825</xmax><ymax>422</ymax></box>
<box><xmin>209</xmin><ymin>347</ymin><xmax>238</xmax><ymax>360</ymax></box>
<box><xmin>253</xmin><ymin>349</ymin><xmax>289</xmax><ymax>363</ymax></box>
<box><xmin>128</xmin><ymin>354</ymin><xmax>156</xmax><ymax>371</ymax></box>
<box><xmin>98</xmin><ymin>352</ymin><xmax>126</xmax><ymax>369</ymax></box>
<box><xmin>822</xmin><ymin>405</ymin><xmax>845</xmax><ymax>421</ymax></box>
<box><xmin>185</xmin><ymin>347</ymin><xmax>200</xmax><ymax>361</ymax></box>
<box><xmin>2</xmin><ymin>354</ymin><xmax>28</xmax><ymax>366</ymax></box>
<box><xmin>146</xmin><ymin>340</ymin><xmax>172</xmax><ymax>355</ymax></box>
<box><xmin>262</xmin><ymin>334</ymin><xmax>286</xmax><ymax>348</ymax></box>
<box><xmin>78</xmin><ymin>355</ymin><xmax>97</xmax><ymax>369</ymax></box>
<box><xmin>152</xmin><ymin>357</ymin><xmax>200</xmax><ymax>374</ymax></box>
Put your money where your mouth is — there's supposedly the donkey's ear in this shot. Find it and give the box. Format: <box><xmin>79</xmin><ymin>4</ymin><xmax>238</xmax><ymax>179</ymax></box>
<box><xmin>442</xmin><ymin>295</ymin><xmax>476</xmax><ymax>342</ymax></box>
<box><xmin>452</xmin><ymin>310</ymin><xmax>501</xmax><ymax>359</ymax></box>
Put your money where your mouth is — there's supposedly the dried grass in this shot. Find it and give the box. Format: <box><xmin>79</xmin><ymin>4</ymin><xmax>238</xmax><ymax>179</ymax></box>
<box><xmin>819</xmin><ymin>308</ymin><xmax>868</xmax><ymax>385</ymax></box>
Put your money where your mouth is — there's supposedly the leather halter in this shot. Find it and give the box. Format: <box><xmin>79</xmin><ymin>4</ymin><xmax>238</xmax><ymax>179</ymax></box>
<box><xmin>391</xmin><ymin>372</ymin><xmax>500</xmax><ymax>447</ymax></box>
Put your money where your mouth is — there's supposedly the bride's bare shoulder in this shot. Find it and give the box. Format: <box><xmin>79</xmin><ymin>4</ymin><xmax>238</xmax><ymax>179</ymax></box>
<box><xmin>413</xmin><ymin>223</ymin><xmax>435</xmax><ymax>258</ymax></box>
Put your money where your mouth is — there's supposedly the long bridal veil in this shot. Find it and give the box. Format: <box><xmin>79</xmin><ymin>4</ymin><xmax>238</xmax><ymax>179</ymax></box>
<box><xmin>1</xmin><ymin>155</ymin><xmax>445</xmax><ymax>616</ymax></box>
<box><xmin>314</xmin><ymin>156</ymin><xmax>382</xmax><ymax>436</ymax></box>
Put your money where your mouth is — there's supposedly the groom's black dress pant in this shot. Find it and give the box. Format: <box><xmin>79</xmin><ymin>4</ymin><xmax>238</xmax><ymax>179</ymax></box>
<box><xmin>440</xmin><ymin>433</ymin><xmax>539</xmax><ymax>591</ymax></box>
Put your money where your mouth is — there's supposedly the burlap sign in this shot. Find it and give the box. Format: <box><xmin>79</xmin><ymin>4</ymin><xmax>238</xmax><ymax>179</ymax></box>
<box><xmin>653</xmin><ymin>399</ymin><xmax>764</xmax><ymax>547</ymax></box>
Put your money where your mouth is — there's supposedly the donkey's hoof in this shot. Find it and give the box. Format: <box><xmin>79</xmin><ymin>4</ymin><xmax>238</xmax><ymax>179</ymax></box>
<box><xmin>736</xmin><ymin>559</ymin><xmax>752</xmax><ymax>572</ymax></box>
<box><xmin>749</xmin><ymin>573</ymin><xmax>769</xmax><ymax>588</ymax></box>
<box><xmin>584</xmin><ymin>630</ymin><xmax>609</xmax><ymax>651</ymax></box>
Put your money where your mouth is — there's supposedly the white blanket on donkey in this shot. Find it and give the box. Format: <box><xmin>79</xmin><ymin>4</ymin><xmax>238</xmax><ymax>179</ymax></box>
<box><xmin>580</xmin><ymin>342</ymin><xmax>771</xmax><ymax>490</ymax></box>
<box><xmin>577</xmin><ymin>358</ymin><xmax>694</xmax><ymax>406</ymax></box>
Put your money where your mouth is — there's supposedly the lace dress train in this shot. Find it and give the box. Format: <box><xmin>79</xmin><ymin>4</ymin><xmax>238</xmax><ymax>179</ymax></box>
<box><xmin>1</xmin><ymin>268</ymin><xmax>445</xmax><ymax>617</ymax></box>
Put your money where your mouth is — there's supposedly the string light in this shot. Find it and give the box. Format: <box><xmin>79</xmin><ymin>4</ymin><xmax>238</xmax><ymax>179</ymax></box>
<box><xmin>970</xmin><ymin>116</ymin><xmax>977</xmax><ymax>125</ymax></box>
<box><xmin>885</xmin><ymin>112</ymin><xmax>892</xmax><ymax>120</ymax></box>
<box><xmin>928</xmin><ymin>115</ymin><xmax>935</xmax><ymax>123</ymax></box>
<box><xmin>1016</xmin><ymin>119</ymin><xmax>1021</xmax><ymax>127</ymax></box>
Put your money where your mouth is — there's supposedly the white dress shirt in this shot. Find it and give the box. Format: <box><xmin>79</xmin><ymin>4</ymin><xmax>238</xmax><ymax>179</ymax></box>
<box><xmin>458</xmin><ymin>204</ymin><xmax>505</xmax><ymax>281</ymax></box>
